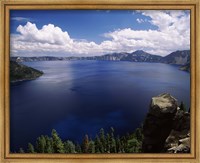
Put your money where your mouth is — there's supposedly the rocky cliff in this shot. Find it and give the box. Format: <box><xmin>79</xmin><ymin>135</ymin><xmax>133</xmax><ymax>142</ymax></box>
<box><xmin>142</xmin><ymin>93</ymin><xmax>190</xmax><ymax>153</ymax></box>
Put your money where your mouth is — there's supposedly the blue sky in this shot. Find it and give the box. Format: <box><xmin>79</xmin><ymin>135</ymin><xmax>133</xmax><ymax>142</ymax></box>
<box><xmin>10</xmin><ymin>10</ymin><xmax>190</xmax><ymax>57</ymax></box>
<box><xmin>10</xmin><ymin>10</ymin><xmax>157</xmax><ymax>44</ymax></box>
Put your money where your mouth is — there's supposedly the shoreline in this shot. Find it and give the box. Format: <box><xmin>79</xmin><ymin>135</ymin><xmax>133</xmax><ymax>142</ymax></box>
<box><xmin>10</xmin><ymin>74</ymin><xmax>43</xmax><ymax>83</ymax></box>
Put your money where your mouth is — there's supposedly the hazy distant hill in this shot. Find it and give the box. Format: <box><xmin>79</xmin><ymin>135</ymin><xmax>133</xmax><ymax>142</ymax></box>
<box><xmin>121</xmin><ymin>50</ymin><xmax>162</xmax><ymax>62</ymax></box>
<box><xmin>10</xmin><ymin>56</ymin><xmax>69</xmax><ymax>62</ymax></box>
<box><xmin>161</xmin><ymin>50</ymin><xmax>190</xmax><ymax>72</ymax></box>
<box><xmin>10</xmin><ymin>61</ymin><xmax>43</xmax><ymax>82</ymax></box>
<box><xmin>160</xmin><ymin>50</ymin><xmax>190</xmax><ymax>65</ymax></box>
<box><xmin>92</xmin><ymin>50</ymin><xmax>190</xmax><ymax>64</ymax></box>
<box><xmin>10</xmin><ymin>50</ymin><xmax>190</xmax><ymax>72</ymax></box>
<box><xmin>82</xmin><ymin>50</ymin><xmax>162</xmax><ymax>62</ymax></box>
<box><xmin>11</xmin><ymin>50</ymin><xmax>190</xmax><ymax>64</ymax></box>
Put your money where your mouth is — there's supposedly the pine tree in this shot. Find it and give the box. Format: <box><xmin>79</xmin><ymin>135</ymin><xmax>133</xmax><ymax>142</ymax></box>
<box><xmin>75</xmin><ymin>143</ymin><xmax>82</xmax><ymax>153</ymax></box>
<box><xmin>110</xmin><ymin>127</ymin><xmax>114</xmax><ymax>138</ymax></box>
<box><xmin>127</xmin><ymin>138</ymin><xmax>140</xmax><ymax>153</ymax></box>
<box><xmin>27</xmin><ymin>143</ymin><xmax>35</xmax><ymax>153</ymax></box>
<box><xmin>110</xmin><ymin>127</ymin><xmax>116</xmax><ymax>153</ymax></box>
<box><xmin>94</xmin><ymin>135</ymin><xmax>101</xmax><ymax>153</ymax></box>
<box><xmin>106</xmin><ymin>133</ymin><xmax>111</xmax><ymax>153</ymax></box>
<box><xmin>179</xmin><ymin>101</ymin><xmax>187</xmax><ymax>112</ymax></box>
<box><xmin>19</xmin><ymin>148</ymin><xmax>25</xmax><ymax>153</ymax></box>
<box><xmin>45</xmin><ymin>136</ymin><xmax>54</xmax><ymax>153</ymax></box>
<box><xmin>88</xmin><ymin>140</ymin><xmax>95</xmax><ymax>153</ymax></box>
<box><xmin>36</xmin><ymin>135</ymin><xmax>46</xmax><ymax>153</ymax></box>
<box><xmin>64</xmin><ymin>140</ymin><xmax>76</xmax><ymax>153</ymax></box>
<box><xmin>99</xmin><ymin>128</ymin><xmax>106</xmax><ymax>152</ymax></box>
<box><xmin>51</xmin><ymin>129</ymin><xmax>65</xmax><ymax>153</ymax></box>
<box><xmin>135</xmin><ymin>128</ymin><xmax>143</xmax><ymax>142</ymax></box>
<box><xmin>116</xmin><ymin>135</ymin><xmax>122</xmax><ymax>153</ymax></box>
<box><xmin>82</xmin><ymin>134</ymin><xmax>89</xmax><ymax>153</ymax></box>
<box><xmin>121</xmin><ymin>135</ymin><xmax>128</xmax><ymax>153</ymax></box>
<box><xmin>110</xmin><ymin>137</ymin><xmax>116</xmax><ymax>153</ymax></box>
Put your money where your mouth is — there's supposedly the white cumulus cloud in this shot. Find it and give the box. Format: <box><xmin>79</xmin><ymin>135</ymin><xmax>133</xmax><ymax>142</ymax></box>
<box><xmin>10</xmin><ymin>10</ymin><xmax>190</xmax><ymax>57</ymax></box>
<box><xmin>16</xmin><ymin>22</ymin><xmax>72</xmax><ymax>45</ymax></box>
<box><xmin>11</xmin><ymin>22</ymin><xmax>101</xmax><ymax>56</ymax></box>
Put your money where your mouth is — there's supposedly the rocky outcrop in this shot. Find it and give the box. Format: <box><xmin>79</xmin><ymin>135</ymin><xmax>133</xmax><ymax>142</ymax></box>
<box><xmin>142</xmin><ymin>93</ymin><xmax>190</xmax><ymax>153</ymax></box>
<box><xmin>142</xmin><ymin>93</ymin><xmax>178</xmax><ymax>153</ymax></box>
<box><xmin>179</xmin><ymin>62</ymin><xmax>190</xmax><ymax>72</ymax></box>
<box><xmin>165</xmin><ymin>110</ymin><xmax>190</xmax><ymax>153</ymax></box>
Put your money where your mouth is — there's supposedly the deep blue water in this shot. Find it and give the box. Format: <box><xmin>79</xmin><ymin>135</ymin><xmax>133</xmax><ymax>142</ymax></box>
<box><xmin>10</xmin><ymin>61</ymin><xmax>190</xmax><ymax>152</ymax></box>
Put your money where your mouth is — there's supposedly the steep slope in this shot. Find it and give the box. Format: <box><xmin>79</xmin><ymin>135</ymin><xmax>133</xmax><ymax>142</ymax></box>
<box><xmin>161</xmin><ymin>50</ymin><xmax>190</xmax><ymax>65</ymax></box>
<box><xmin>10</xmin><ymin>61</ymin><xmax>43</xmax><ymax>82</ymax></box>
<box><xmin>120</xmin><ymin>50</ymin><xmax>162</xmax><ymax>62</ymax></box>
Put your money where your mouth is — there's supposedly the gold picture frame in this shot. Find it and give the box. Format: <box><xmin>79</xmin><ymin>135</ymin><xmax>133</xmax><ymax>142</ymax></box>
<box><xmin>0</xmin><ymin>0</ymin><xmax>199</xmax><ymax>162</ymax></box>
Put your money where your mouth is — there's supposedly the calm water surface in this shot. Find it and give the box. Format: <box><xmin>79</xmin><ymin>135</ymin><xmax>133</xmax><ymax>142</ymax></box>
<box><xmin>10</xmin><ymin>61</ymin><xmax>190</xmax><ymax>152</ymax></box>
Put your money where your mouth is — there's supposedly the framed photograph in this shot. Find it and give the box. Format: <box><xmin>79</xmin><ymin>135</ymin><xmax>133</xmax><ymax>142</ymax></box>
<box><xmin>0</xmin><ymin>0</ymin><xmax>199</xmax><ymax>163</ymax></box>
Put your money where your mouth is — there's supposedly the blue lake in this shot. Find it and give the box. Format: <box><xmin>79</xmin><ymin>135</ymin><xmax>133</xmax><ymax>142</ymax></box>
<box><xmin>10</xmin><ymin>61</ymin><xmax>190</xmax><ymax>152</ymax></box>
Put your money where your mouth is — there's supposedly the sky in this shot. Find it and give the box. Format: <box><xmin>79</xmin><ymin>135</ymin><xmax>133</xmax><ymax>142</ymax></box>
<box><xmin>10</xmin><ymin>10</ymin><xmax>190</xmax><ymax>57</ymax></box>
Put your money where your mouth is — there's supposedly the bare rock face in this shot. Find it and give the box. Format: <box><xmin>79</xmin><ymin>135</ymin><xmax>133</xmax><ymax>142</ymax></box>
<box><xmin>142</xmin><ymin>93</ymin><xmax>178</xmax><ymax>153</ymax></box>
<box><xmin>165</xmin><ymin>110</ymin><xmax>190</xmax><ymax>153</ymax></box>
<box><xmin>166</xmin><ymin>132</ymin><xmax>190</xmax><ymax>153</ymax></box>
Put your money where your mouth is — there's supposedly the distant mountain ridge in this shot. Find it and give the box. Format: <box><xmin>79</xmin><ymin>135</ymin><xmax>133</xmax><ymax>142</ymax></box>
<box><xmin>87</xmin><ymin>50</ymin><xmax>190</xmax><ymax>65</ymax></box>
<box><xmin>86</xmin><ymin>50</ymin><xmax>162</xmax><ymax>63</ymax></box>
<box><xmin>11</xmin><ymin>50</ymin><xmax>190</xmax><ymax>71</ymax></box>
<box><xmin>10</xmin><ymin>56</ymin><xmax>69</xmax><ymax>62</ymax></box>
